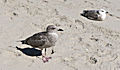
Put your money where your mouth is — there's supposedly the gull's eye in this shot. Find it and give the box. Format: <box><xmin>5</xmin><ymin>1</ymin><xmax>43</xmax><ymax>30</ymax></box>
<box><xmin>101</xmin><ymin>10</ymin><xmax>104</xmax><ymax>12</ymax></box>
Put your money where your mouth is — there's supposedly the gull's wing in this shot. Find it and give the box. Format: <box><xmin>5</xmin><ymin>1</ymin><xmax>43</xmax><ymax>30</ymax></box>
<box><xmin>83</xmin><ymin>10</ymin><xmax>99</xmax><ymax>20</ymax></box>
<box><xmin>25</xmin><ymin>32</ymin><xmax>48</xmax><ymax>47</ymax></box>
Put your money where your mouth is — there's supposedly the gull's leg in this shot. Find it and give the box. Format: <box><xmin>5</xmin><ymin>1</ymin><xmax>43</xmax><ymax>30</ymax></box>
<box><xmin>51</xmin><ymin>47</ymin><xmax>54</xmax><ymax>54</ymax></box>
<box><xmin>41</xmin><ymin>49</ymin><xmax>48</xmax><ymax>62</ymax></box>
<box><xmin>42</xmin><ymin>48</ymin><xmax>52</xmax><ymax>63</ymax></box>
<box><xmin>45</xmin><ymin>48</ymin><xmax>46</xmax><ymax>55</ymax></box>
<box><xmin>44</xmin><ymin>48</ymin><xmax>52</xmax><ymax>60</ymax></box>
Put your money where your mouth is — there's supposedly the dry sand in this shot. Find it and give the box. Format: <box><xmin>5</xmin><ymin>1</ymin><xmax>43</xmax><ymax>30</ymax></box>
<box><xmin>0</xmin><ymin>0</ymin><xmax>120</xmax><ymax>70</ymax></box>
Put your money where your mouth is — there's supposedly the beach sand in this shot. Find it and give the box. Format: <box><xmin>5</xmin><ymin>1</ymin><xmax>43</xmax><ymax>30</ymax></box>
<box><xmin>0</xmin><ymin>0</ymin><xmax>120</xmax><ymax>70</ymax></box>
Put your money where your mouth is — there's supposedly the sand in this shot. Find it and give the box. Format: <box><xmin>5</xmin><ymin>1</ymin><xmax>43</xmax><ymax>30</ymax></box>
<box><xmin>0</xmin><ymin>0</ymin><xmax>120</xmax><ymax>70</ymax></box>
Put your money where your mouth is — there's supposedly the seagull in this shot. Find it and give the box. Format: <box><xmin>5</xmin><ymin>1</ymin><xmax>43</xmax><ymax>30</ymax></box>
<box><xmin>81</xmin><ymin>9</ymin><xmax>108</xmax><ymax>21</ymax></box>
<box><xmin>19</xmin><ymin>25</ymin><xmax>63</xmax><ymax>62</ymax></box>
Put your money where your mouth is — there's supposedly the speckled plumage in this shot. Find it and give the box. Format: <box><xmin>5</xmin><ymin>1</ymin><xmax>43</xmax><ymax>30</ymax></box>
<box><xmin>21</xmin><ymin>25</ymin><xmax>59</xmax><ymax>50</ymax></box>
<box><xmin>20</xmin><ymin>25</ymin><xmax>63</xmax><ymax>62</ymax></box>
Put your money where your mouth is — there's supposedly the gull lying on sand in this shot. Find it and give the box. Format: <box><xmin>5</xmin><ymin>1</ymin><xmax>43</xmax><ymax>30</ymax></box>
<box><xmin>20</xmin><ymin>25</ymin><xmax>63</xmax><ymax>62</ymax></box>
<box><xmin>81</xmin><ymin>9</ymin><xmax>108</xmax><ymax>21</ymax></box>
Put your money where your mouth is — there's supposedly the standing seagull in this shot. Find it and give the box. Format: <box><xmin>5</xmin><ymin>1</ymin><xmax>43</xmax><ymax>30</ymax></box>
<box><xmin>20</xmin><ymin>25</ymin><xmax>63</xmax><ymax>62</ymax></box>
<box><xmin>81</xmin><ymin>9</ymin><xmax>108</xmax><ymax>21</ymax></box>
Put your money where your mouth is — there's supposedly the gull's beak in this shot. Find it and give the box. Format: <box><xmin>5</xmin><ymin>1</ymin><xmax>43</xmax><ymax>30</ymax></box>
<box><xmin>58</xmin><ymin>29</ymin><xmax>64</xmax><ymax>31</ymax></box>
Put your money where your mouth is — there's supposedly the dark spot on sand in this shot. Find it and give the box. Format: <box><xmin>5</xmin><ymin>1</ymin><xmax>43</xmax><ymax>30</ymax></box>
<box><xmin>90</xmin><ymin>38</ymin><xmax>99</xmax><ymax>41</ymax></box>
<box><xmin>79</xmin><ymin>37</ymin><xmax>83</xmax><ymax>42</ymax></box>
<box><xmin>89</xmin><ymin>57</ymin><xmax>97</xmax><ymax>64</ymax></box>
<box><xmin>13</xmin><ymin>12</ymin><xmax>18</xmax><ymax>16</ymax></box>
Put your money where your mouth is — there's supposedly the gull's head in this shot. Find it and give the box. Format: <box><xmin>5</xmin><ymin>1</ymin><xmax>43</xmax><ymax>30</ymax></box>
<box><xmin>99</xmin><ymin>9</ymin><xmax>108</xmax><ymax>14</ymax></box>
<box><xmin>97</xmin><ymin>9</ymin><xmax>108</xmax><ymax>21</ymax></box>
<box><xmin>46</xmin><ymin>25</ymin><xmax>63</xmax><ymax>32</ymax></box>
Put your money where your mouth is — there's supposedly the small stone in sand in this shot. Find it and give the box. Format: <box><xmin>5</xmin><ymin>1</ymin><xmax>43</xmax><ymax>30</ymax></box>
<box><xmin>13</xmin><ymin>12</ymin><xmax>18</xmax><ymax>16</ymax></box>
<box><xmin>89</xmin><ymin>57</ymin><xmax>97</xmax><ymax>64</ymax></box>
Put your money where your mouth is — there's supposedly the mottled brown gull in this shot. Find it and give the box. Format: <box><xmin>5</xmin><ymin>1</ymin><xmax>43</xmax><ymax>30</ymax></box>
<box><xmin>20</xmin><ymin>25</ymin><xmax>63</xmax><ymax>62</ymax></box>
<box><xmin>81</xmin><ymin>9</ymin><xmax>108</xmax><ymax>21</ymax></box>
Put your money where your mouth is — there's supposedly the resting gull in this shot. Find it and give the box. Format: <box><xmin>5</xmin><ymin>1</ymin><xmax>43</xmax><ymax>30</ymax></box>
<box><xmin>20</xmin><ymin>25</ymin><xmax>63</xmax><ymax>62</ymax></box>
<box><xmin>81</xmin><ymin>9</ymin><xmax>108</xmax><ymax>21</ymax></box>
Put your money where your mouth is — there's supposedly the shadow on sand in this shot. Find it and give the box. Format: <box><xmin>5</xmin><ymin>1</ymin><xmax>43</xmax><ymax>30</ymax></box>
<box><xmin>16</xmin><ymin>46</ymin><xmax>42</xmax><ymax>56</ymax></box>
